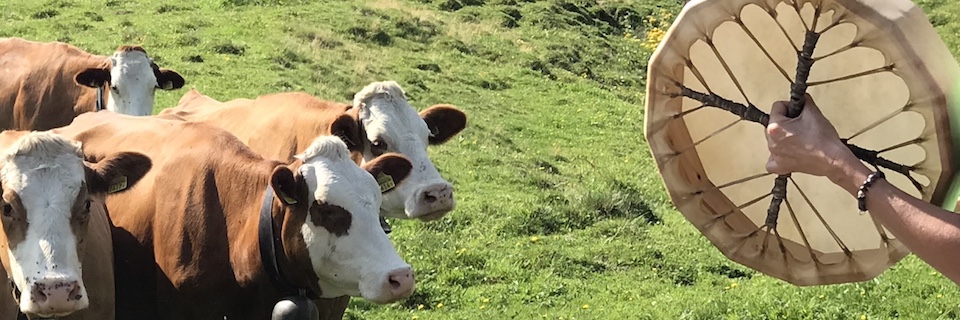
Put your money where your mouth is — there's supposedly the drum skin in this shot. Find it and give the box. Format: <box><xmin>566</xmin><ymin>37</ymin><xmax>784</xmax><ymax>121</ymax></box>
<box><xmin>645</xmin><ymin>0</ymin><xmax>960</xmax><ymax>285</ymax></box>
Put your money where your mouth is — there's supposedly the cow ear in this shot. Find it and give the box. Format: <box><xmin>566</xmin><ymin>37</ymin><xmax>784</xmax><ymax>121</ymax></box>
<box><xmin>330</xmin><ymin>114</ymin><xmax>362</xmax><ymax>154</ymax></box>
<box><xmin>420</xmin><ymin>104</ymin><xmax>466</xmax><ymax>145</ymax></box>
<box><xmin>270</xmin><ymin>166</ymin><xmax>301</xmax><ymax>206</ymax></box>
<box><xmin>85</xmin><ymin>152</ymin><xmax>152</xmax><ymax>194</ymax></box>
<box><xmin>361</xmin><ymin>153</ymin><xmax>412</xmax><ymax>194</ymax></box>
<box><xmin>156</xmin><ymin>68</ymin><xmax>185</xmax><ymax>90</ymax></box>
<box><xmin>75</xmin><ymin>68</ymin><xmax>111</xmax><ymax>88</ymax></box>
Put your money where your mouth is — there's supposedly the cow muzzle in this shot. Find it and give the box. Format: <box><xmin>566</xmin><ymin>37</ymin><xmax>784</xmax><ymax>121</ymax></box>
<box><xmin>365</xmin><ymin>266</ymin><xmax>415</xmax><ymax>304</ymax></box>
<box><xmin>408</xmin><ymin>182</ymin><xmax>455</xmax><ymax>221</ymax></box>
<box><xmin>19</xmin><ymin>276</ymin><xmax>88</xmax><ymax>318</ymax></box>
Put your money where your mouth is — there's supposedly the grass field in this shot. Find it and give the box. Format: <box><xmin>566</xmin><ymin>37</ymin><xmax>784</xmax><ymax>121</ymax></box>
<box><xmin>3</xmin><ymin>0</ymin><xmax>960</xmax><ymax>319</ymax></box>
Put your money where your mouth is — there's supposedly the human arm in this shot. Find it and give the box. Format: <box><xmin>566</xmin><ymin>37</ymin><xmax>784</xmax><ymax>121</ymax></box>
<box><xmin>765</xmin><ymin>96</ymin><xmax>960</xmax><ymax>284</ymax></box>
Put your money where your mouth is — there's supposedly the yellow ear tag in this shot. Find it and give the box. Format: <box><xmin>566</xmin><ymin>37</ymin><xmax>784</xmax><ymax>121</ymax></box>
<box><xmin>377</xmin><ymin>172</ymin><xmax>395</xmax><ymax>193</ymax></box>
<box><xmin>278</xmin><ymin>191</ymin><xmax>298</xmax><ymax>205</ymax></box>
<box><xmin>107</xmin><ymin>176</ymin><xmax>128</xmax><ymax>194</ymax></box>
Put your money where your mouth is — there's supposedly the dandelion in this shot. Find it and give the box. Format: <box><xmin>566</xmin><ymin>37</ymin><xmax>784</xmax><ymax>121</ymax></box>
<box><xmin>643</xmin><ymin>27</ymin><xmax>666</xmax><ymax>51</ymax></box>
<box><xmin>860</xmin><ymin>315</ymin><xmax>866</xmax><ymax>320</ymax></box>
<box><xmin>730</xmin><ymin>282</ymin><xmax>738</xmax><ymax>288</ymax></box>
<box><xmin>530</xmin><ymin>236</ymin><xmax>540</xmax><ymax>243</ymax></box>
<box><xmin>582</xmin><ymin>304</ymin><xmax>590</xmax><ymax>310</ymax></box>
<box><xmin>938</xmin><ymin>293</ymin><xmax>944</xmax><ymax>298</ymax></box>
<box><xmin>417</xmin><ymin>304</ymin><xmax>424</xmax><ymax>310</ymax></box>
<box><xmin>482</xmin><ymin>298</ymin><xmax>490</xmax><ymax>303</ymax></box>
<box><xmin>437</xmin><ymin>302</ymin><xmax>444</xmax><ymax>309</ymax></box>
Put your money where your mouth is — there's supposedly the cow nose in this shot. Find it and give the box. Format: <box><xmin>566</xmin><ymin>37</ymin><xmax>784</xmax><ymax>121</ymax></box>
<box><xmin>385</xmin><ymin>267</ymin><xmax>415</xmax><ymax>298</ymax></box>
<box><xmin>419</xmin><ymin>183</ymin><xmax>453</xmax><ymax>204</ymax></box>
<box><xmin>28</xmin><ymin>278</ymin><xmax>84</xmax><ymax>315</ymax></box>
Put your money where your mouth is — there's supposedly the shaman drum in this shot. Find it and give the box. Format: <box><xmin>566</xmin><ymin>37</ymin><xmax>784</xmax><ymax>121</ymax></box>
<box><xmin>645</xmin><ymin>0</ymin><xmax>960</xmax><ymax>285</ymax></box>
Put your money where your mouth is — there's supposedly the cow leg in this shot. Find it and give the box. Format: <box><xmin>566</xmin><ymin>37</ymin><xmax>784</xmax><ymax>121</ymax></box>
<box><xmin>314</xmin><ymin>296</ymin><xmax>350</xmax><ymax>320</ymax></box>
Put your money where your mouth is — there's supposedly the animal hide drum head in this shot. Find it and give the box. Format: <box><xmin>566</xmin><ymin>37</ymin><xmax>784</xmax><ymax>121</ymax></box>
<box><xmin>644</xmin><ymin>0</ymin><xmax>960</xmax><ymax>285</ymax></box>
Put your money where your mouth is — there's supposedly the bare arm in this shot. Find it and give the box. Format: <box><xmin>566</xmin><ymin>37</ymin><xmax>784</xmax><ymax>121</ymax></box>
<box><xmin>765</xmin><ymin>96</ymin><xmax>960</xmax><ymax>283</ymax></box>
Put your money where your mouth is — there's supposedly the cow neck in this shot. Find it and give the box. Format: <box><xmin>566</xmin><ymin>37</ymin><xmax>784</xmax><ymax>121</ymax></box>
<box><xmin>258</xmin><ymin>183</ymin><xmax>321</xmax><ymax>300</ymax></box>
<box><xmin>346</xmin><ymin>105</ymin><xmax>393</xmax><ymax>234</ymax></box>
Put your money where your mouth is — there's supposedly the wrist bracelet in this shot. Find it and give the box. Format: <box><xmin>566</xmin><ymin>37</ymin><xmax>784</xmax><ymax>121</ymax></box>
<box><xmin>857</xmin><ymin>171</ymin><xmax>885</xmax><ymax>214</ymax></box>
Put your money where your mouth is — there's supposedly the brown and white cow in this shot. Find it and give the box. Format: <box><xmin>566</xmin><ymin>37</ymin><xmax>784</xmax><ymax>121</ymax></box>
<box><xmin>160</xmin><ymin>81</ymin><xmax>466</xmax><ymax>222</ymax></box>
<box><xmin>0</xmin><ymin>131</ymin><xmax>151</xmax><ymax>320</ymax></box>
<box><xmin>0</xmin><ymin>37</ymin><xmax>185</xmax><ymax>130</ymax></box>
<box><xmin>53</xmin><ymin>111</ymin><xmax>416</xmax><ymax>320</ymax></box>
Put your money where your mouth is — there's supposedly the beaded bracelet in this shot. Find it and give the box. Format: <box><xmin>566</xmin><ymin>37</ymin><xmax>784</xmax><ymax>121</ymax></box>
<box><xmin>857</xmin><ymin>171</ymin><xmax>885</xmax><ymax>214</ymax></box>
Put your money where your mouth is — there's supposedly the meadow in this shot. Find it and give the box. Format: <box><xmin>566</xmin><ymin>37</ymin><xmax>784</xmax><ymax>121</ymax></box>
<box><xmin>3</xmin><ymin>0</ymin><xmax>960</xmax><ymax>318</ymax></box>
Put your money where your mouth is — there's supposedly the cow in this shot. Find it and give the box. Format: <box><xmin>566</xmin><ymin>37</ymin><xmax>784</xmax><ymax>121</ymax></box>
<box><xmin>160</xmin><ymin>81</ymin><xmax>466</xmax><ymax>222</ymax></box>
<box><xmin>0</xmin><ymin>37</ymin><xmax>186</xmax><ymax>130</ymax></box>
<box><xmin>53</xmin><ymin>111</ymin><xmax>417</xmax><ymax>320</ymax></box>
<box><xmin>159</xmin><ymin>81</ymin><xmax>466</xmax><ymax>319</ymax></box>
<box><xmin>0</xmin><ymin>131</ymin><xmax>151</xmax><ymax>320</ymax></box>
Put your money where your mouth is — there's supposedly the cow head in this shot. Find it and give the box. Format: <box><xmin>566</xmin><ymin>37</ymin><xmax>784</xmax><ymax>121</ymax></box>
<box><xmin>0</xmin><ymin>132</ymin><xmax>150</xmax><ymax>318</ymax></box>
<box><xmin>270</xmin><ymin>136</ymin><xmax>415</xmax><ymax>303</ymax></box>
<box><xmin>74</xmin><ymin>45</ymin><xmax>185</xmax><ymax>116</ymax></box>
<box><xmin>352</xmin><ymin>81</ymin><xmax>467</xmax><ymax>221</ymax></box>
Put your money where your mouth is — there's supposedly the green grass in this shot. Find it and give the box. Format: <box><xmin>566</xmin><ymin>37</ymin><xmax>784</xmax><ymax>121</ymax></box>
<box><xmin>4</xmin><ymin>0</ymin><xmax>960</xmax><ymax>319</ymax></box>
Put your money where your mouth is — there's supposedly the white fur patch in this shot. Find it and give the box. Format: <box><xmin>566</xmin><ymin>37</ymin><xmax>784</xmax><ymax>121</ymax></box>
<box><xmin>106</xmin><ymin>50</ymin><xmax>159</xmax><ymax>116</ymax></box>
<box><xmin>352</xmin><ymin>81</ymin><xmax>455</xmax><ymax>220</ymax></box>
<box><xmin>295</xmin><ymin>135</ymin><xmax>410</xmax><ymax>300</ymax></box>
<box><xmin>0</xmin><ymin>132</ymin><xmax>89</xmax><ymax>314</ymax></box>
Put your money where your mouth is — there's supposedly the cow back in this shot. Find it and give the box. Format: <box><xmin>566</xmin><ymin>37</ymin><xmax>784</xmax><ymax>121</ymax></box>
<box><xmin>0</xmin><ymin>38</ymin><xmax>107</xmax><ymax>131</ymax></box>
<box><xmin>161</xmin><ymin>90</ymin><xmax>358</xmax><ymax>163</ymax></box>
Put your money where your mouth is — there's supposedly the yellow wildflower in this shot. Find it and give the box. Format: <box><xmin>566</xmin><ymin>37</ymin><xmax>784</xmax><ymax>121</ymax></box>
<box><xmin>643</xmin><ymin>27</ymin><xmax>666</xmax><ymax>51</ymax></box>
<box><xmin>437</xmin><ymin>302</ymin><xmax>444</xmax><ymax>308</ymax></box>
<box><xmin>530</xmin><ymin>236</ymin><xmax>540</xmax><ymax>243</ymax></box>
<box><xmin>417</xmin><ymin>304</ymin><xmax>424</xmax><ymax>310</ymax></box>
<box><xmin>482</xmin><ymin>298</ymin><xmax>490</xmax><ymax>303</ymax></box>
<box><xmin>582</xmin><ymin>304</ymin><xmax>590</xmax><ymax>310</ymax></box>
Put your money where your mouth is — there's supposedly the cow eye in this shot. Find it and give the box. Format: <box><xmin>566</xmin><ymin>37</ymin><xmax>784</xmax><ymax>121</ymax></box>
<box><xmin>110</xmin><ymin>85</ymin><xmax>119</xmax><ymax>93</ymax></box>
<box><xmin>2</xmin><ymin>204</ymin><xmax>11</xmax><ymax>217</ymax></box>
<box><xmin>84</xmin><ymin>200</ymin><xmax>92</xmax><ymax>212</ymax></box>
<box><xmin>370</xmin><ymin>139</ymin><xmax>388</xmax><ymax>156</ymax></box>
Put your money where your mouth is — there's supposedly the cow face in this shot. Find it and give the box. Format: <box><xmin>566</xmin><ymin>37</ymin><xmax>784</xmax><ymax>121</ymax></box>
<box><xmin>353</xmin><ymin>81</ymin><xmax>466</xmax><ymax>221</ymax></box>
<box><xmin>0</xmin><ymin>132</ymin><xmax>150</xmax><ymax>318</ymax></box>
<box><xmin>74</xmin><ymin>46</ymin><xmax>185</xmax><ymax>116</ymax></box>
<box><xmin>278</xmin><ymin>136</ymin><xmax>415</xmax><ymax>303</ymax></box>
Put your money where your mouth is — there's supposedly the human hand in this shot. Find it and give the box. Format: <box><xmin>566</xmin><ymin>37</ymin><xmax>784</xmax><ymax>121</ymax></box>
<box><xmin>764</xmin><ymin>94</ymin><xmax>856</xmax><ymax>181</ymax></box>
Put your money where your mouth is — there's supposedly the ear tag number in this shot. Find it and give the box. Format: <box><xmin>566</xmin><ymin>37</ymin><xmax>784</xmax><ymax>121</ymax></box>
<box><xmin>108</xmin><ymin>176</ymin><xmax>128</xmax><ymax>194</ymax></box>
<box><xmin>377</xmin><ymin>173</ymin><xmax>396</xmax><ymax>193</ymax></box>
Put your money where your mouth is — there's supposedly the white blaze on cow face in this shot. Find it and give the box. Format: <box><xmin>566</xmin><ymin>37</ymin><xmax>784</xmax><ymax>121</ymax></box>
<box><xmin>0</xmin><ymin>132</ymin><xmax>89</xmax><ymax>318</ymax></box>
<box><xmin>296</xmin><ymin>136</ymin><xmax>415</xmax><ymax>303</ymax></box>
<box><xmin>104</xmin><ymin>49</ymin><xmax>161</xmax><ymax>116</ymax></box>
<box><xmin>353</xmin><ymin>81</ymin><xmax>455</xmax><ymax>221</ymax></box>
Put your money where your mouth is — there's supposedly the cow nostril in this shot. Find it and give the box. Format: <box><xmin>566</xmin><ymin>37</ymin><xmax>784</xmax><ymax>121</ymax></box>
<box><xmin>69</xmin><ymin>285</ymin><xmax>82</xmax><ymax>301</ymax></box>
<box><xmin>31</xmin><ymin>286</ymin><xmax>48</xmax><ymax>303</ymax></box>
<box><xmin>389</xmin><ymin>277</ymin><xmax>401</xmax><ymax>289</ymax></box>
<box><xmin>423</xmin><ymin>193</ymin><xmax>437</xmax><ymax>203</ymax></box>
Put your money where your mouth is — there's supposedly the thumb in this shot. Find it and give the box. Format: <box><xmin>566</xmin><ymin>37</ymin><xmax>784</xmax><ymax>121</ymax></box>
<box><xmin>769</xmin><ymin>101</ymin><xmax>788</xmax><ymax>123</ymax></box>
<box><xmin>765</xmin><ymin>155</ymin><xmax>789</xmax><ymax>175</ymax></box>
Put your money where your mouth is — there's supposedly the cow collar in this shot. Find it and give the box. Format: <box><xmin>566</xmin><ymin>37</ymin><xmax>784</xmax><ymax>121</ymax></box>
<box><xmin>258</xmin><ymin>186</ymin><xmax>320</xmax><ymax>301</ymax></box>
<box><xmin>95</xmin><ymin>85</ymin><xmax>106</xmax><ymax>112</ymax></box>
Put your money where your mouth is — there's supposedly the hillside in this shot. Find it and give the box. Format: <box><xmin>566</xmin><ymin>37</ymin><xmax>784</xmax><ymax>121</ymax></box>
<box><xmin>2</xmin><ymin>0</ymin><xmax>960</xmax><ymax>318</ymax></box>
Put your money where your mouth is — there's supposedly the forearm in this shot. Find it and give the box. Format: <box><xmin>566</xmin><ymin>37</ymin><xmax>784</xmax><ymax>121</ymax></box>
<box><xmin>830</xmin><ymin>153</ymin><xmax>960</xmax><ymax>283</ymax></box>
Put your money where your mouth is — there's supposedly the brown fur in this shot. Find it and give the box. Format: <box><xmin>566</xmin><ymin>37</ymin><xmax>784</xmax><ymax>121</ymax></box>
<box><xmin>51</xmin><ymin>112</ymin><xmax>409</xmax><ymax>320</ymax></box>
<box><xmin>160</xmin><ymin>88</ymin><xmax>457</xmax><ymax>319</ymax></box>
<box><xmin>115</xmin><ymin>45</ymin><xmax>147</xmax><ymax>54</ymax></box>
<box><xmin>0</xmin><ymin>38</ymin><xmax>182</xmax><ymax>131</ymax></box>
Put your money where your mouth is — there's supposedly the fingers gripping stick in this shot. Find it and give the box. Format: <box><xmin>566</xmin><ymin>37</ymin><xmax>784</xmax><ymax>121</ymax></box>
<box><xmin>765</xmin><ymin>30</ymin><xmax>820</xmax><ymax>229</ymax></box>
